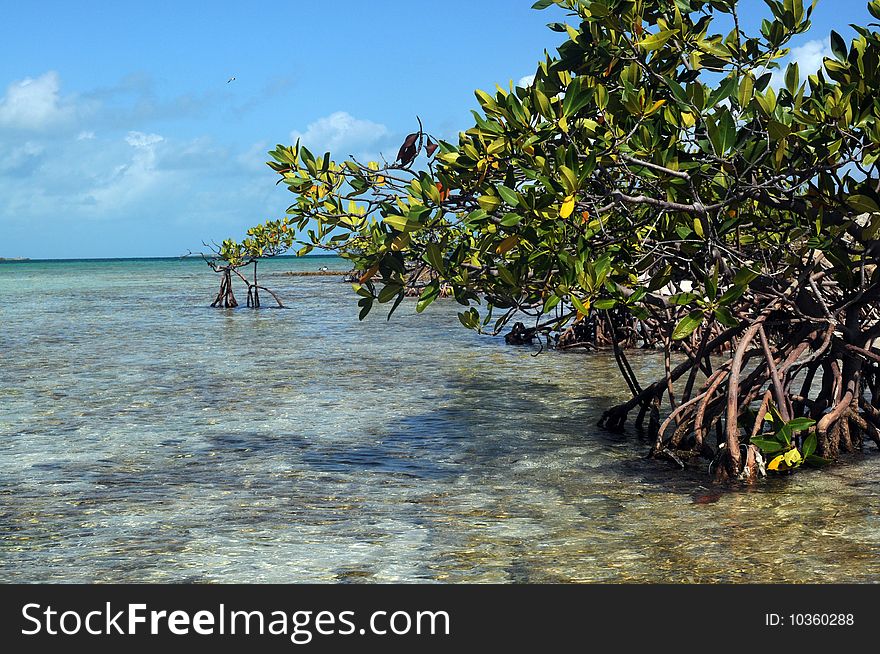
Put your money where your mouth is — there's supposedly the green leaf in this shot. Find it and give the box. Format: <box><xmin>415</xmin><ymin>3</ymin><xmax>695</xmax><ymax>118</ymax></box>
<box><xmin>777</xmin><ymin>425</ymin><xmax>792</xmax><ymax>447</ymax></box>
<box><xmin>570</xmin><ymin>295</ymin><xmax>590</xmax><ymax>315</ymax></box>
<box><xmin>669</xmin><ymin>292</ymin><xmax>699</xmax><ymax>306</ymax></box>
<box><xmin>458</xmin><ymin>308</ymin><xmax>480</xmax><ymax>329</ymax></box>
<box><xmin>666</xmin><ymin>80</ymin><xmax>689</xmax><ymax>104</ymax></box>
<box><xmin>786</xmin><ymin>417</ymin><xmax>816</xmax><ymax>433</ymax></box>
<box><xmin>593</xmin><ymin>256</ymin><xmax>611</xmax><ymax>284</ymax></box>
<box><xmin>383</xmin><ymin>214</ymin><xmax>420</xmax><ymax>233</ymax></box>
<box><xmin>357</xmin><ymin>297</ymin><xmax>373</xmax><ymax>321</ymax></box>
<box><xmin>497</xmin><ymin>265</ymin><xmax>517</xmax><ymax>286</ymax></box>
<box><xmin>718</xmin><ymin>285</ymin><xmax>745</xmax><ymax>305</ymax></box>
<box><xmin>737</xmin><ymin>74</ymin><xmax>754</xmax><ymax>107</ymax></box>
<box><xmin>383</xmin><ymin>214</ymin><xmax>408</xmax><ymax>231</ymax></box>
<box><xmin>648</xmin><ymin>267</ymin><xmax>673</xmax><ymax>292</ymax></box>
<box><xmin>640</xmin><ymin>30</ymin><xmax>676</xmax><ymax>52</ymax></box>
<box><xmin>714</xmin><ymin>306</ymin><xmax>739</xmax><ymax>327</ymax></box>
<box><xmin>718</xmin><ymin>109</ymin><xmax>736</xmax><ymax>153</ymax></box>
<box><xmin>768</xmin><ymin>120</ymin><xmax>791</xmax><ymax>141</ymax></box>
<box><xmin>416</xmin><ymin>280</ymin><xmax>441</xmax><ymax>313</ymax></box>
<box><xmin>543</xmin><ymin>294</ymin><xmax>561</xmax><ymax>312</ymax></box>
<box><xmin>475</xmin><ymin>89</ymin><xmax>499</xmax><ymax>113</ymax></box>
<box><xmin>593</xmin><ymin>298</ymin><xmax>617</xmax><ymax>310</ymax></box>
<box><xmin>500</xmin><ymin>212</ymin><xmax>522</xmax><ymax>227</ymax></box>
<box><xmin>424</xmin><ymin>242</ymin><xmax>445</xmax><ymax>273</ymax></box>
<box><xmin>830</xmin><ymin>30</ymin><xmax>847</xmax><ymax>61</ymax></box>
<box><xmin>478</xmin><ymin>195</ymin><xmax>502</xmax><ymax>212</ymax></box>
<box><xmin>533</xmin><ymin>87</ymin><xmax>554</xmax><ymax>119</ymax></box>
<box><xmin>386</xmin><ymin>290</ymin><xmax>405</xmax><ymax>321</ymax></box>
<box><xmin>497</xmin><ymin>185</ymin><xmax>520</xmax><ymax>206</ymax></box>
<box><xmin>755</xmin><ymin>86</ymin><xmax>777</xmax><ymax>116</ymax></box>
<box><xmin>708</xmin><ymin>75</ymin><xmax>738</xmax><ymax>108</ymax></box>
<box><xmin>562</xmin><ymin>78</ymin><xmax>592</xmax><ymax>117</ymax></box>
<box><xmin>558</xmin><ymin>166</ymin><xmax>578</xmax><ymax>194</ymax></box>
<box><xmin>784</xmin><ymin>62</ymin><xmax>800</xmax><ymax>94</ymax></box>
<box><xmin>847</xmin><ymin>195</ymin><xmax>880</xmax><ymax>214</ymax></box>
<box><xmin>801</xmin><ymin>432</ymin><xmax>818</xmax><ymax>460</ymax></box>
<box><xmin>706</xmin><ymin>265</ymin><xmax>718</xmax><ymax>300</ymax></box>
<box><xmin>671</xmin><ymin>310</ymin><xmax>703</xmax><ymax>340</ymax></box>
<box><xmin>378</xmin><ymin>283</ymin><xmax>402</xmax><ymax>304</ymax></box>
<box><xmin>751</xmin><ymin>438</ymin><xmax>785</xmax><ymax>454</ymax></box>
<box><xmin>733</xmin><ymin>267</ymin><xmax>760</xmax><ymax>286</ymax></box>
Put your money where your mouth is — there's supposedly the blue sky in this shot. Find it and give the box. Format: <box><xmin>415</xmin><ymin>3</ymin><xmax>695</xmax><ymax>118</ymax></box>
<box><xmin>0</xmin><ymin>0</ymin><xmax>872</xmax><ymax>259</ymax></box>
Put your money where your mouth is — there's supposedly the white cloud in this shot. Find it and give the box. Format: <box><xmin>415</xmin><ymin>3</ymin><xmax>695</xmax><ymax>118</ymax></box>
<box><xmin>0</xmin><ymin>141</ymin><xmax>44</xmax><ymax>174</ymax></box>
<box><xmin>517</xmin><ymin>74</ymin><xmax>535</xmax><ymax>88</ymax></box>
<box><xmin>82</xmin><ymin>131</ymin><xmax>166</xmax><ymax>208</ymax></box>
<box><xmin>238</xmin><ymin>140</ymin><xmax>271</xmax><ymax>171</ymax></box>
<box><xmin>0</xmin><ymin>71</ymin><xmax>74</xmax><ymax>130</ymax></box>
<box><xmin>125</xmin><ymin>131</ymin><xmax>164</xmax><ymax>149</ymax></box>
<box><xmin>0</xmin><ymin>71</ymin><xmax>348</xmax><ymax>256</ymax></box>
<box><xmin>771</xmin><ymin>39</ymin><xmax>832</xmax><ymax>89</ymax></box>
<box><xmin>290</xmin><ymin>111</ymin><xmax>389</xmax><ymax>158</ymax></box>
<box><xmin>790</xmin><ymin>39</ymin><xmax>833</xmax><ymax>75</ymax></box>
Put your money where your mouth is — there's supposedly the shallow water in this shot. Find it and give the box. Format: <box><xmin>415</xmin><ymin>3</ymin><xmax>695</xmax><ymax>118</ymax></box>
<box><xmin>1</xmin><ymin>257</ymin><xmax>878</xmax><ymax>583</ymax></box>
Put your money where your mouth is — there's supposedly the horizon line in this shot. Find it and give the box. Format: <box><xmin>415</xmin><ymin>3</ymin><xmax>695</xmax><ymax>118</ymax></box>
<box><xmin>0</xmin><ymin>253</ymin><xmax>339</xmax><ymax>263</ymax></box>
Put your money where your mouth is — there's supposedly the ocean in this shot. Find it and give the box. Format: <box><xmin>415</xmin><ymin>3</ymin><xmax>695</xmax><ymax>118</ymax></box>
<box><xmin>1</xmin><ymin>256</ymin><xmax>878</xmax><ymax>582</ymax></box>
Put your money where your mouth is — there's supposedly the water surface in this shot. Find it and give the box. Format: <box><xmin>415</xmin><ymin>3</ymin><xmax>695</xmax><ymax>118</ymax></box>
<box><xmin>1</xmin><ymin>257</ymin><xmax>878</xmax><ymax>582</ymax></box>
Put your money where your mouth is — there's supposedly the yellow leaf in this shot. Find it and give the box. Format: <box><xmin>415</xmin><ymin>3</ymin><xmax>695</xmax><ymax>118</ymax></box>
<box><xmin>644</xmin><ymin>99</ymin><xmax>666</xmax><ymax>116</ymax></box>
<box><xmin>783</xmin><ymin>448</ymin><xmax>803</xmax><ymax>467</ymax></box>
<box><xmin>604</xmin><ymin>59</ymin><xmax>616</xmax><ymax>77</ymax></box>
<box><xmin>496</xmin><ymin>235</ymin><xmax>519</xmax><ymax>255</ymax></box>
<box><xmin>561</xmin><ymin>195</ymin><xmax>576</xmax><ymax>219</ymax></box>
<box><xmin>570</xmin><ymin>295</ymin><xmax>590</xmax><ymax>315</ymax></box>
<box><xmin>767</xmin><ymin>454</ymin><xmax>786</xmax><ymax>472</ymax></box>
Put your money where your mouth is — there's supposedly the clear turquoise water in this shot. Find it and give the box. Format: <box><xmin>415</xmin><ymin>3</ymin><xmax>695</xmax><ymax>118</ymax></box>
<box><xmin>1</xmin><ymin>257</ymin><xmax>878</xmax><ymax>583</ymax></box>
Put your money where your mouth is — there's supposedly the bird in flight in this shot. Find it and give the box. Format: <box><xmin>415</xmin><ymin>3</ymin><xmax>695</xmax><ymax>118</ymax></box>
<box><xmin>227</xmin><ymin>76</ymin><xmax>236</xmax><ymax>83</ymax></box>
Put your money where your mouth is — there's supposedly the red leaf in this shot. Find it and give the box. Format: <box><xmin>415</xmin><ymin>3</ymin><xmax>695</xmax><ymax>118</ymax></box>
<box><xmin>396</xmin><ymin>133</ymin><xmax>420</xmax><ymax>165</ymax></box>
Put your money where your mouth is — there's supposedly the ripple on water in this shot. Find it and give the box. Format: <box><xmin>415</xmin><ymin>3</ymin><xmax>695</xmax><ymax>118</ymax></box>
<box><xmin>1</xmin><ymin>258</ymin><xmax>879</xmax><ymax>582</ymax></box>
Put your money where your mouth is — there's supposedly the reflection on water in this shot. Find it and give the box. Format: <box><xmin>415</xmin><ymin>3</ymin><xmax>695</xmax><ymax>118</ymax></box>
<box><xmin>1</xmin><ymin>257</ymin><xmax>878</xmax><ymax>582</ymax></box>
